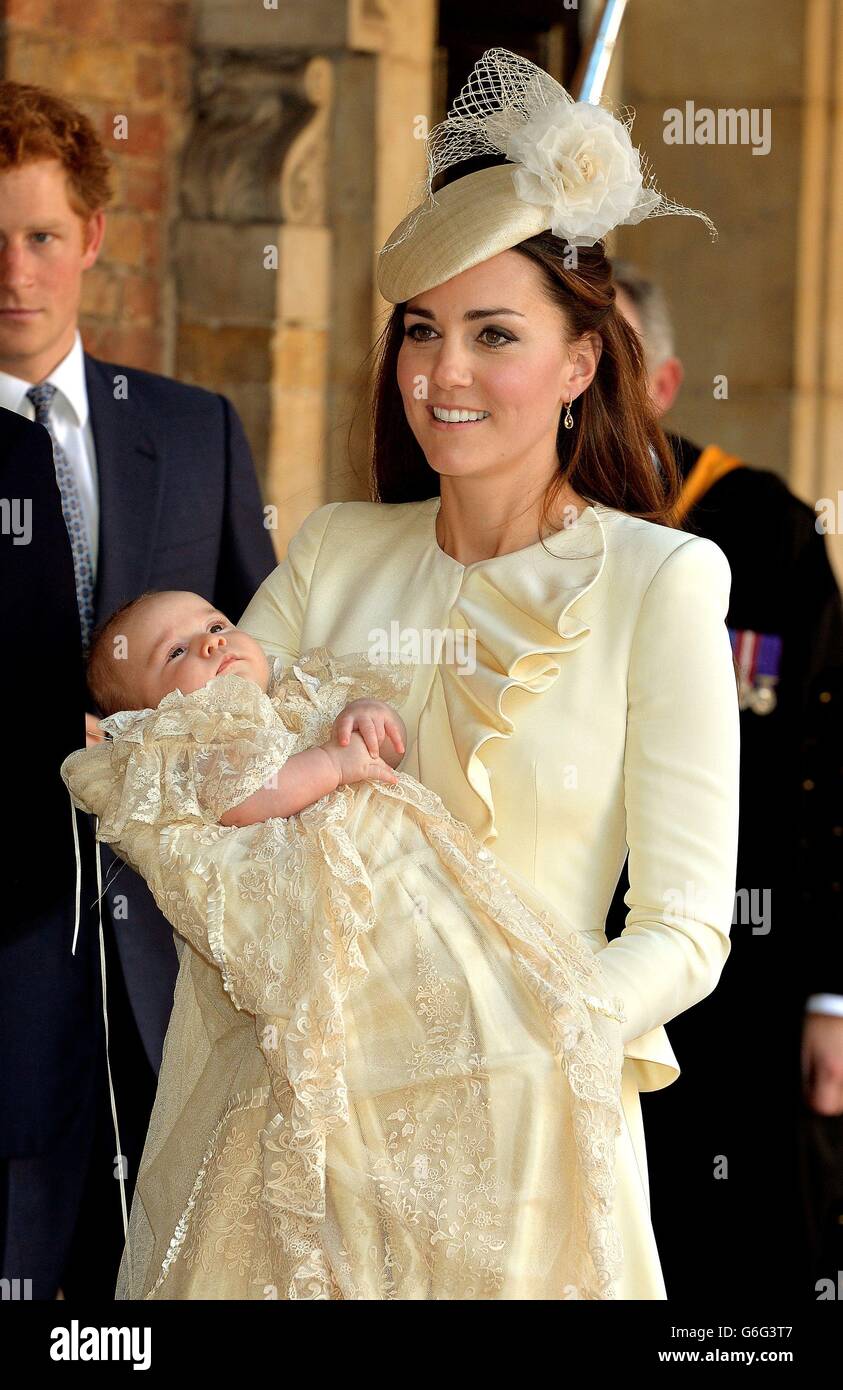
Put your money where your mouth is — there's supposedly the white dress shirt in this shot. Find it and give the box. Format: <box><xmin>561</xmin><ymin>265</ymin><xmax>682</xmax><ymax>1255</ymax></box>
<box><xmin>0</xmin><ymin>329</ymin><xmax>99</xmax><ymax>578</ymax></box>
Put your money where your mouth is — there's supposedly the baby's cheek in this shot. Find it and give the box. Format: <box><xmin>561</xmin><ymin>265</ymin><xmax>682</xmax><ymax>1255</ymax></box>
<box><xmin>244</xmin><ymin>639</ymin><xmax>272</xmax><ymax>688</ymax></box>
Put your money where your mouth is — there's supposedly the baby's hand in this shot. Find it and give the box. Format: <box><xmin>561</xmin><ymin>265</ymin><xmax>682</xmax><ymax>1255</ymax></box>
<box><xmin>332</xmin><ymin>699</ymin><xmax>406</xmax><ymax>761</ymax></box>
<box><xmin>321</xmin><ymin>730</ymin><xmax>399</xmax><ymax>789</ymax></box>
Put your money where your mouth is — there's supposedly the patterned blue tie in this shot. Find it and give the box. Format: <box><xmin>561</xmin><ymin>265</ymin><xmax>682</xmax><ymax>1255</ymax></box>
<box><xmin>27</xmin><ymin>382</ymin><xmax>96</xmax><ymax>655</ymax></box>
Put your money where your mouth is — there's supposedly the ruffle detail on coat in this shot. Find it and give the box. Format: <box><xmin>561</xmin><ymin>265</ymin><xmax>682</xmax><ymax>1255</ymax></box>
<box><xmin>434</xmin><ymin>505</ymin><xmax>608</xmax><ymax>844</ymax></box>
<box><xmin>92</xmin><ymin>674</ymin><xmax>305</xmax><ymax>838</ymax></box>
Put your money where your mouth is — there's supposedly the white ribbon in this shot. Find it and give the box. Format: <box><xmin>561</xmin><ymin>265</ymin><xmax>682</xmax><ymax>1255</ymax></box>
<box><xmin>69</xmin><ymin>791</ymin><xmax>130</xmax><ymax>1254</ymax></box>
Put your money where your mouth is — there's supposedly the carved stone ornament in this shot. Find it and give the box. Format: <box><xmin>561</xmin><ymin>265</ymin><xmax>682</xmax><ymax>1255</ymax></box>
<box><xmin>181</xmin><ymin>53</ymin><xmax>333</xmax><ymax>226</ymax></box>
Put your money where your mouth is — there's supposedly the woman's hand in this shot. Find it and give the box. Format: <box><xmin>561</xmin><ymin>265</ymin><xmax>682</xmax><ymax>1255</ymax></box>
<box><xmin>801</xmin><ymin>1012</ymin><xmax>843</xmax><ymax>1115</ymax></box>
<box><xmin>332</xmin><ymin>699</ymin><xmax>406</xmax><ymax>763</ymax></box>
<box><xmin>321</xmin><ymin>730</ymin><xmax>399</xmax><ymax>789</ymax></box>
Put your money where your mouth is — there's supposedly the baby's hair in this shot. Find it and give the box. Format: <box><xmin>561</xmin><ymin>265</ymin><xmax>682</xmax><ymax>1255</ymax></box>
<box><xmin>87</xmin><ymin>589</ymin><xmax>172</xmax><ymax>717</ymax></box>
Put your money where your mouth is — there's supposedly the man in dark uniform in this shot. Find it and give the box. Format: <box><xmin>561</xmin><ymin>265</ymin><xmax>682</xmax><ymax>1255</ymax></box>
<box><xmin>608</xmin><ymin>259</ymin><xmax>843</xmax><ymax>1303</ymax></box>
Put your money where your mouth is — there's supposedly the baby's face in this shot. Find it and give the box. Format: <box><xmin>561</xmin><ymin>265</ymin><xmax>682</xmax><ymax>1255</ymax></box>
<box><xmin>123</xmin><ymin>592</ymin><xmax>271</xmax><ymax>709</ymax></box>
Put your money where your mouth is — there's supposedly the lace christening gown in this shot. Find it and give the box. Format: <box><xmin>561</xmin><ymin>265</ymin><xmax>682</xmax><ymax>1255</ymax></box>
<box><xmin>61</xmin><ymin>648</ymin><xmax>627</xmax><ymax>1300</ymax></box>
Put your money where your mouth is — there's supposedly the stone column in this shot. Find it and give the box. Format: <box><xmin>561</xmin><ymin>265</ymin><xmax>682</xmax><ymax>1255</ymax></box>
<box><xmin>329</xmin><ymin>1</ymin><xmax>436</xmax><ymax>504</ymax></box>
<box><xmin>179</xmin><ymin>0</ymin><xmax>435</xmax><ymax>554</ymax></box>
<box><xmin>790</xmin><ymin>0</ymin><xmax>843</xmax><ymax>584</ymax></box>
<box><xmin>174</xmin><ymin>47</ymin><xmax>333</xmax><ymax>555</ymax></box>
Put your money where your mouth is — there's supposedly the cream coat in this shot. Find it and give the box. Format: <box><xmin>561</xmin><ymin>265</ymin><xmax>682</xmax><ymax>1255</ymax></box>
<box><xmin>238</xmin><ymin>496</ymin><xmax>741</xmax><ymax>1298</ymax></box>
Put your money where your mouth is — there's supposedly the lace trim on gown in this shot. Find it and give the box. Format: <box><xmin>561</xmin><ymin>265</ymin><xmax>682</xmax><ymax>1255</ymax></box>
<box><xmin>147</xmin><ymin>771</ymin><xmax>627</xmax><ymax>1297</ymax></box>
<box><xmin>95</xmin><ymin>673</ymin><xmax>304</xmax><ymax>837</ymax></box>
<box><xmin>61</xmin><ymin>651</ymin><xmax>628</xmax><ymax>1299</ymax></box>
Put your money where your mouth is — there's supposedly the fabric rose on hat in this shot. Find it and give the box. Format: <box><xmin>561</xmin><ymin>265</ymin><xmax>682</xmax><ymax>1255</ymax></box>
<box><xmin>504</xmin><ymin>98</ymin><xmax>661</xmax><ymax>246</ymax></box>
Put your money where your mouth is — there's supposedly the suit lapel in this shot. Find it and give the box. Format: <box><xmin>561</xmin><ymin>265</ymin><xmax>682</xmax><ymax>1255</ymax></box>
<box><xmin>85</xmin><ymin>353</ymin><xmax>163</xmax><ymax>627</ymax></box>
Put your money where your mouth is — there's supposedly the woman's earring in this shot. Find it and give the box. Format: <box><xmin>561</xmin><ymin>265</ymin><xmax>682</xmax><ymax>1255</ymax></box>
<box><xmin>563</xmin><ymin>397</ymin><xmax>574</xmax><ymax>430</ymax></box>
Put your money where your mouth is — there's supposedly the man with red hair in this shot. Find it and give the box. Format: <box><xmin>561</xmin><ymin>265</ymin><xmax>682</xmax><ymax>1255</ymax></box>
<box><xmin>0</xmin><ymin>81</ymin><xmax>277</xmax><ymax>1299</ymax></box>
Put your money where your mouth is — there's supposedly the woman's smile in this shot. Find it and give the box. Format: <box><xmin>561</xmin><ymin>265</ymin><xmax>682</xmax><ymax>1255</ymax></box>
<box><xmin>427</xmin><ymin>403</ymin><xmax>492</xmax><ymax>430</ymax></box>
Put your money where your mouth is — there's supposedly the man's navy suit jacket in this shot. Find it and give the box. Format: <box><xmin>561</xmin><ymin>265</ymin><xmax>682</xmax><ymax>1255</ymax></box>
<box><xmin>0</xmin><ymin>355</ymin><xmax>278</xmax><ymax>1155</ymax></box>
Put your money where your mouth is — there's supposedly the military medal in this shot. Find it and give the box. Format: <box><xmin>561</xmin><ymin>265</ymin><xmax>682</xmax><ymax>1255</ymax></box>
<box><xmin>728</xmin><ymin>628</ymin><xmax>782</xmax><ymax>714</ymax></box>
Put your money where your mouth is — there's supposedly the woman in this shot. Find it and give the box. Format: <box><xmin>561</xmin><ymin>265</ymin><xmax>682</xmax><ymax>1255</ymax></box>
<box><xmin>102</xmin><ymin>49</ymin><xmax>737</xmax><ymax>1301</ymax></box>
<box><xmin>235</xmin><ymin>50</ymin><xmax>740</xmax><ymax>1299</ymax></box>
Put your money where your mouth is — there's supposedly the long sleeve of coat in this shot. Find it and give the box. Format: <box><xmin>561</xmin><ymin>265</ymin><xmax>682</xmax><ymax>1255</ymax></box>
<box><xmin>596</xmin><ymin>536</ymin><xmax>741</xmax><ymax>1045</ymax></box>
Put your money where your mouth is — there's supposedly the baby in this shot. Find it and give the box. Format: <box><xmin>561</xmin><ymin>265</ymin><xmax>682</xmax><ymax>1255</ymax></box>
<box><xmin>66</xmin><ymin>585</ymin><xmax>626</xmax><ymax>1302</ymax></box>
<box><xmin>87</xmin><ymin>588</ymin><xmax>406</xmax><ymax>826</ymax></box>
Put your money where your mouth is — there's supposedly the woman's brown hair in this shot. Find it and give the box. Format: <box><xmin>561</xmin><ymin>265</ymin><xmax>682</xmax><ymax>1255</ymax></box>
<box><xmin>369</xmin><ymin>176</ymin><xmax>683</xmax><ymax>535</ymax></box>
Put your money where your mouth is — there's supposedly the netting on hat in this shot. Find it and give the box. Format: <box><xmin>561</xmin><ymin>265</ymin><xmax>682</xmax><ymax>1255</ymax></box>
<box><xmin>381</xmin><ymin>47</ymin><xmax>717</xmax><ymax>251</ymax></box>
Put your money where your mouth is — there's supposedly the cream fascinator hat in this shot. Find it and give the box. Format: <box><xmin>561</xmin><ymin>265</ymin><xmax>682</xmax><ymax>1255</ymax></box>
<box><xmin>377</xmin><ymin>47</ymin><xmax>717</xmax><ymax>304</ymax></box>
